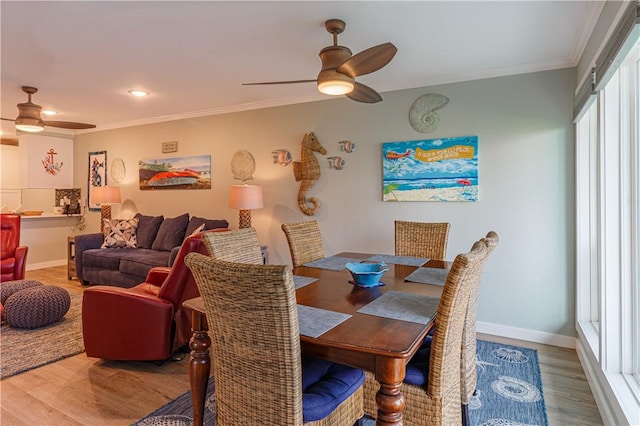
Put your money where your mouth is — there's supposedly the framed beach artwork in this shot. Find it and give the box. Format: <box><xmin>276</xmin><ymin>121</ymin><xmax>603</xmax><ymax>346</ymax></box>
<box><xmin>139</xmin><ymin>155</ymin><xmax>211</xmax><ymax>190</ymax></box>
<box><xmin>88</xmin><ymin>150</ymin><xmax>107</xmax><ymax>211</ymax></box>
<box><xmin>382</xmin><ymin>136</ymin><xmax>478</xmax><ymax>202</ymax></box>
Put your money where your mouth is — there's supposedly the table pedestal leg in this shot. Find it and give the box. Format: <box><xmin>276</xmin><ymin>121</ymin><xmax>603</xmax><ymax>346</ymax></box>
<box><xmin>189</xmin><ymin>311</ymin><xmax>210</xmax><ymax>426</ymax></box>
<box><xmin>375</xmin><ymin>357</ymin><xmax>405</xmax><ymax>426</ymax></box>
<box><xmin>375</xmin><ymin>382</ymin><xmax>405</xmax><ymax>426</ymax></box>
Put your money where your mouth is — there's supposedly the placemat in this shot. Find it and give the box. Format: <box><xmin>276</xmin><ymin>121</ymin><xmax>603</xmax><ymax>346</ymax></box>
<box><xmin>303</xmin><ymin>256</ymin><xmax>362</xmax><ymax>271</ymax></box>
<box><xmin>297</xmin><ymin>305</ymin><xmax>352</xmax><ymax>338</ymax></box>
<box><xmin>404</xmin><ymin>267</ymin><xmax>448</xmax><ymax>286</ymax></box>
<box><xmin>365</xmin><ymin>254</ymin><xmax>429</xmax><ymax>267</ymax></box>
<box><xmin>357</xmin><ymin>291</ymin><xmax>439</xmax><ymax>324</ymax></box>
<box><xmin>293</xmin><ymin>275</ymin><xmax>318</xmax><ymax>289</ymax></box>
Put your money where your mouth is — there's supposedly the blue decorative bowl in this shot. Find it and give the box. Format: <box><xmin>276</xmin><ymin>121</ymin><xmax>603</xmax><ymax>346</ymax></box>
<box><xmin>345</xmin><ymin>262</ymin><xmax>389</xmax><ymax>287</ymax></box>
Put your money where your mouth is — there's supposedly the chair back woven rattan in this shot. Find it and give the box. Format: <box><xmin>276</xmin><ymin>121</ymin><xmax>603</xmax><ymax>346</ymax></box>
<box><xmin>281</xmin><ymin>220</ymin><xmax>325</xmax><ymax>268</ymax></box>
<box><xmin>363</xmin><ymin>238</ymin><xmax>489</xmax><ymax>424</ymax></box>
<box><xmin>201</xmin><ymin>227</ymin><xmax>263</xmax><ymax>264</ymax></box>
<box><xmin>184</xmin><ymin>254</ymin><xmax>363</xmax><ymax>425</ymax></box>
<box><xmin>395</xmin><ymin>221</ymin><xmax>451</xmax><ymax>260</ymax></box>
<box><xmin>460</xmin><ymin>231</ymin><xmax>499</xmax><ymax>410</ymax></box>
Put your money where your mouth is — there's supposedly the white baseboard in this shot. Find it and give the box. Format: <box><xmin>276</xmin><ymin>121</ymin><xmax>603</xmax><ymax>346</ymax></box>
<box><xmin>477</xmin><ymin>321</ymin><xmax>577</xmax><ymax>349</ymax></box>
<box><xmin>26</xmin><ymin>259</ymin><xmax>66</xmax><ymax>271</ymax></box>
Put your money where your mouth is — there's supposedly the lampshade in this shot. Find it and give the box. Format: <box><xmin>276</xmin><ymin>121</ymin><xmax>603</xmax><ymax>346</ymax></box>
<box><xmin>229</xmin><ymin>184</ymin><xmax>263</xmax><ymax>229</ymax></box>
<box><xmin>92</xmin><ymin>186</ymin><xmax>122</xmax><ymax>205</ymax></box>
<box><xmin>228</xmin><ymin>185</ymin><xmax>263</xmax><ymax>210</ymax></box>
<box><xmin>92</xmin><ymin>186</ymin><xmax>121</xmax><ymax>233</ymax></box>
<box><xmin>317</xmin><ymin>70</ymin><xmax>355</xmax><ymax>96</ymax></box>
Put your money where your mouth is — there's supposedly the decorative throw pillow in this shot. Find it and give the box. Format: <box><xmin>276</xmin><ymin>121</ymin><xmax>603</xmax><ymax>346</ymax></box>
<box><xmin>185</xmin><ymin>216</ymin><xmax>229</xmax><ymax>237</ymax></box>
<box><xmin>135</xmin><ymin>213</ymin><xmax>164</xmax><ymax>249</ymax></box>
<box><xmin>101</xmin><ymin>218</ymin><xmax>139</xmax><ymax>248</ymax></box>
<box><xmin>188</xmin><ymin>223</ymin><xmax>205</xmax><ymax>237</ymax></box>
<box><xmin>151</xmin><ymin>213</ymin><xmax>189</xmax><ymax>251</ymax></box>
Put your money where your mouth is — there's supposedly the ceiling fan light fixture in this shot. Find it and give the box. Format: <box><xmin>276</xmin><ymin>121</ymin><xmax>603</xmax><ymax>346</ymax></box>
<box><xmin>15</xmin><ymin>116</ymin><xmax>45</xmax><ymax>133</ymax></box>
<box><xmin>128</xmin><ymin>89</ymin><xmax>149</xmax><ymax>97</ymax></box>
<box><xmin>317</xmin><ymin>70</ymin><xmax>354</xmax><ymax>96</ymax></box>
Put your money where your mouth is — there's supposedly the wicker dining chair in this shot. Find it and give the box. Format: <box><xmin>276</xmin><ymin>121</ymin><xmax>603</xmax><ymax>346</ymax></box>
<box><xmin>185</xmin><ymin>254</ymin><xmax>365</xmax><ymax>426</ymax></box>
<box><xmin>394</xmin><ymin>221</ymin><xmax>451</xmax><ymax>260</ymax></box>
<box><xmin>459</xmin><ymin>231</ymin><xmax>499</xmax><ymax>424</ymax></box>
<box><xmin>281</xmin><ymin>220</ymin><xmax>325</xmax><ymax>268</ymax></box>
<box><xmin>201</xmin><ymin>227</ymin><xmax>264</xmax><ymax>264</ymax></box>
<box><xmin>363</xmin><ymin>239</ymin><xmax>489</xmax><ymax>424</ymax></box>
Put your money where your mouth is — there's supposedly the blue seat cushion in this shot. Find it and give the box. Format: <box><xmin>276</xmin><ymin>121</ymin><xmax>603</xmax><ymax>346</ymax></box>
<box><xmin>404</xmin><ymin>346</ymin><xmax>431</xmax><ymax>387</ymax></box>
<box><xmin>301</xmin><ymin>355</ymin><xmax>364</xmax><ymax>422</ymax></box>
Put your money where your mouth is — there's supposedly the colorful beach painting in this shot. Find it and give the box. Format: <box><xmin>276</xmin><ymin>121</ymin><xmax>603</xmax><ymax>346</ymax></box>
<box><xmin>382</xmin><ymin>136</ymin><xmax>478</xmax><ymax>202</ymax></box>
<box><xmin>139</xmin><ymin>155</ymin><xmax>211</xmax><ymax>190</ymax></box>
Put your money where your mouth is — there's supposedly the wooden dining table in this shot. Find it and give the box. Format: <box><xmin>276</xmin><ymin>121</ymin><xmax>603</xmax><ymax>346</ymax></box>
<box><xmin>183</xmin><ymin>252</ymin><xmax>450</xmax><ymax>426</ymax></box>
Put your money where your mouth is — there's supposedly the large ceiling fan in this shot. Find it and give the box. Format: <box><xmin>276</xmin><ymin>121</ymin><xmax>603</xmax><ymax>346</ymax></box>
<box><xmin>1</xmin><ymin>86</ymin><xmax>96</xmax><ymax>132</ymax></box>
<box><xmin>243</xmin><ymin>19</ymin><xmax>397</xmax><ymax>103</ymax></box>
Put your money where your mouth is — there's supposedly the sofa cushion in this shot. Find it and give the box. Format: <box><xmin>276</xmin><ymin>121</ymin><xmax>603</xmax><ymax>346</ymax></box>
<box><xmin>135</xmin><ymin>214</ymin><xmax>164</xmax><ymax>249</ymax></box>
<box><xmin>152</xmin><ymin>213</ymin><xmax>189</xmax><ymax>251</ymax></box>
<box><xmin>118</xmin><ymin>249</ymin><xmax>172</xmax><ymax>277</ymax></box>
<box><xmin>188</xmin><ymin>223</ymin><xmax>205</xmax><ymax>237</ymax></box>
<box><xmin>185</xmin><ymin>216</ymin><xmax>229</xmax><ymax>237</ymax></box>
<box><xmin>101</xmin><ymin>218</ymin><xmax>139</xmax><ymax>248</ymax></box>
<box><xmin>83</xmin><ymin>248</ymin><xmax>132</xmax><ymax>270</ymax></box>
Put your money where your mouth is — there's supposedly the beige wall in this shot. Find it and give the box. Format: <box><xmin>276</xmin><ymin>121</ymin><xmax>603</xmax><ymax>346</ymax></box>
<box><xmin>74</xmin><ymin>68</ymin><xmax>577</xmax><ymax>342</ymax></box>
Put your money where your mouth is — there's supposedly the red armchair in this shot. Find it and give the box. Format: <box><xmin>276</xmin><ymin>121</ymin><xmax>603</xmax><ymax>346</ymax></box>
<box><xmin>82</xmin><ymin>229</ymin><xmax>227</xmax><ymax>361</ymax></box>
<box><xmin>1</xmin><ymin>214</ymin><xmax>29</xmax><ymax>282</ymax></box>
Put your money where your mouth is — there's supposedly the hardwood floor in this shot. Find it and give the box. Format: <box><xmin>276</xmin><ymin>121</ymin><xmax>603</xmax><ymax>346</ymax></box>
<box><xmin>0</xmin><ymin>265</ymin><xmax>603</xmax><ymax>425</ymax></box>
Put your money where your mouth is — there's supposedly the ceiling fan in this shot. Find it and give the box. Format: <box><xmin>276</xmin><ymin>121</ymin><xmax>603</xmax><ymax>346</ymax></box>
<box><xmin>243</xmin><ymin>19</ymin><xmax>397</xmax><ymax>103</ymax></box>
<box><xmin>1</xmin><ymin>86</ymin><xmax>96</xmax><ymax>133</ymax></box>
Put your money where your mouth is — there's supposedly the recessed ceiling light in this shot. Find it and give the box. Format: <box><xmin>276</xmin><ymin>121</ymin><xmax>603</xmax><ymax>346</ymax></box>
<box><xmin>128</xmin><ymin>89</ymin><xmax>149</xmax><ymax>97</ymax></box>
<box><xmin>42</xmin><ymin>110</ymin><xmax>58</xmax><ymax>116</ymax></box>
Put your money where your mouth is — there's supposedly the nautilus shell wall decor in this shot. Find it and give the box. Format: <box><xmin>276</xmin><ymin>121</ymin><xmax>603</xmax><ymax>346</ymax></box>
<box><xmin>409</xmin><ymin>93</ymin><xmax>450</xmax><ymax>133</ymax></box>
<box><xmin>230</xmin><ymin>150</ymin><xmax>256</xmax><ymax>181</ymax></box>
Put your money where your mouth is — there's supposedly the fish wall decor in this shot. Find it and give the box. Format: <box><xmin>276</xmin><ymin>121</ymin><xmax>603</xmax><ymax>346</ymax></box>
<box><xmin>327</xmin><ymin>156</ymin><xmax>346</xmax><ymax>170</ymax></box>
<box><xmin>293</xmin><ymin>132</ymin><xmax>326</xmax><ymax>216</ymax></box>
<box><xmin>338</xmin><ymin>140</ymin><xmax>356</xmax><ymax>153</ymax></box>
<box><xmin>271</xmin><ymin>149</ymin><xmax>292</xmax><ymax>166</ymax></box>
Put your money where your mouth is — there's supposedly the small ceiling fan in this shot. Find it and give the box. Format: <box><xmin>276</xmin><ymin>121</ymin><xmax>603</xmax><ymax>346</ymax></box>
<box><xmin>1</xmin><ymin>86</ymin><xmax>96</xmax><ymax>132</ymax></box>
<box><xmin>243</xmin><ymin>19</ymin><xmax>397</xmax><ymax>103</ymax></box>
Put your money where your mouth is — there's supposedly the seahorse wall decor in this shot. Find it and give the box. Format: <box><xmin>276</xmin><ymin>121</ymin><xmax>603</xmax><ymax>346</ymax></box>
<box><xmin>293</xmin><ymin>132</ymin><xmax>327</xmax><ymax>216</ymax></box>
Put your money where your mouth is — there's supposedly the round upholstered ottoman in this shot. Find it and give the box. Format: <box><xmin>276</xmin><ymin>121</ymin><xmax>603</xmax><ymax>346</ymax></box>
<box><xmin>0</xmin><ymin>280</ymin><xmax>44</xmax><ymax>305</ymax></box>
<box><xmin>4</xmin><ymin>286</ymin><xmax>71</xmax><ymax>329</ymax></box>
<box><xmin>0</xmin><ymin>280</ymin><xmax>44</xmax><ymax>321</ymax></box>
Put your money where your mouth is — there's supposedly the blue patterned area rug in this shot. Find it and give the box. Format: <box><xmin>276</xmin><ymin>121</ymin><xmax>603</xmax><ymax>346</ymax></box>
<box><xmin>134</xmin><ymin>340</ymin><xmax>548</xmax><ymax>426</ymax></box>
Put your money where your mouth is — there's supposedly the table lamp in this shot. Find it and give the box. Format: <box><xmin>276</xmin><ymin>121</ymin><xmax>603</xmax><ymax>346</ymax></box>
<box><xmin>228</xmin><ymin>184</ymin><xmax>263</xmax><ymax>229</ymax></box>
<box><xmin>92</xmin><ymin>186</ymin><xmax>122</xmax><ymax>232</ymax></box>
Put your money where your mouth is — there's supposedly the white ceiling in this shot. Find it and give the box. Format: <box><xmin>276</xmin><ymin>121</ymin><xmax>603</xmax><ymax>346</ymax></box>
<box><xmin>1</xmin><ymin>1</ymin><xmax>603</xmax><ymax>137</ymax></box>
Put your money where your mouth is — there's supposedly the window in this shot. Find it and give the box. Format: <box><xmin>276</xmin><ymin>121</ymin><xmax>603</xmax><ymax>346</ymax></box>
<box><xmin>576</xmin><ymin>37</ymin><xmax>639</xmax><ymax>424</ymax></box>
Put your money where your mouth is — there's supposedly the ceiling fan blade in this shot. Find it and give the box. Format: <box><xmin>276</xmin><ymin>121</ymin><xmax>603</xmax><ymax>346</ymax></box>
<box><xmin>44</xmin><ymin>121</ymin><xmax>96</xmax><ymax>129</ymax></box>
<box><xmin>242</xmin><ymin>79</ymin><xmax>317</xmax><ymax>86</ymax></box>
<box><xmin>346</xmin><ymin>82</ymin><xmax>383</xmax><ymax>103</ymax></box>
<box><xmin>1</xmin><ymin>117</ymin><xmax>16</xmax><ymax>122</ymax></box>
<box><xmin>337</xmin><ymin>42</ymin><xmax>397</xmax><ymax>78</ymax></box>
